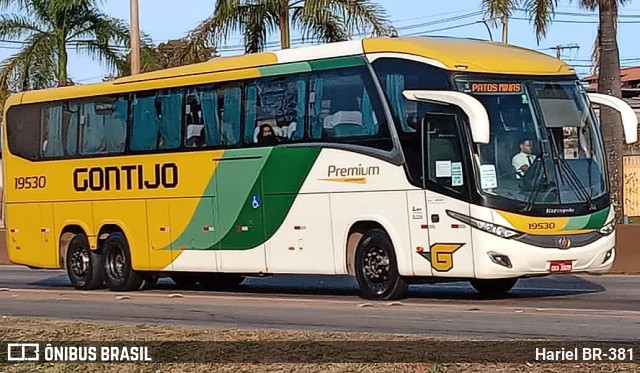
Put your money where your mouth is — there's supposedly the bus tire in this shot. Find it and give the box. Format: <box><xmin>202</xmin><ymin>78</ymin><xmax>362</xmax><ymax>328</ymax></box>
<box><xmin>354</xmin><ymin>229</ymin><xmax>408</xmax><ymax>300</ymax></box>
<box><xmin>469</xmin><ymin>278</ymin><xmax>518</xmax><ymax>296</ymax></box>
<box><xmin>198</xmin><ymin>274</ymin><xmax>244</xmax><ymax>290</ymax></box>
<box><xmin>103</xmin><ymin>232</ymin><xmax>146</xmax><ymax>291</ymax></box>
<box><xmin>65</xmin><ymin>233</ymin><xmax>104</xmax><ymax>290</ymax></box>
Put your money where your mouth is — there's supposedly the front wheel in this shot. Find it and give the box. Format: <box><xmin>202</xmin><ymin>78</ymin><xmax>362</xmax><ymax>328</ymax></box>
<box><xmin>469</xmin><ymin>278</ymin><xmax>518</xmax><ymax>296</ymax></box>
<box><xmin>103</xmin><ymin>232</ymin><xmax>147</xmax><ymax>291</ymax></box>
<box><xmin>354</xmin><ymin>229</ymin><xmax>408</xmax><ymax>300</ymax></box>
<box><xmin>65</xmin><ymin>233</ymin><xmax>104</xmax><ymax>290</ymax></box>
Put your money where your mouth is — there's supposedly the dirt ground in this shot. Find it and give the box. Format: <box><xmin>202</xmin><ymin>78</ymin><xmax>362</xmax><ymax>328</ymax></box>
<box><xmin>0</xmin><ymin>316</ymin><xmax>636</xmax><ymax>372</ymax></box>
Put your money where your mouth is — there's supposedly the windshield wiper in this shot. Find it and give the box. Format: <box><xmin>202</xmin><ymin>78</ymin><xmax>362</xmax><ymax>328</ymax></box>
<box><xmin>556</xmin><ymin>156</ymin><xmax>596</xmax><ymax>210</ymax></box>
<box><xmin>547</xmin><ymin>129</ymin><xmax>596</xmax><ymax>211</ymax></box>
<box><xmin>522</xmin><ymin>138</ymin><xmax>553</xmax><ymax>212</ymax></box>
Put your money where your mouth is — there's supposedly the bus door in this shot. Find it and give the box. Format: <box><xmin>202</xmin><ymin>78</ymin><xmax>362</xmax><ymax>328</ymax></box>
<box><xmin>421</xmin><ymin>113</ymin><xmax>475</xmax><ymax>278</ymax></box>
<box><xmin>215</xmin><ymin>156</ymin><xmax>267</xmax><ymax>273</ymax></box>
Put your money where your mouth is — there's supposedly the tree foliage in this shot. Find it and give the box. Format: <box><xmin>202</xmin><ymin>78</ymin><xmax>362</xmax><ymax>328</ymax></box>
<box><xmin>115</xmin><ymin>38</ymin><xmax>217</xmax><ymax>77</ymax></box>
<box><xmin>0</xmin><ymin>0</ymin><xmax>129</xmax><ymax>90</ymax></box>
<box><xmin>186</xmin><ymin>0</ymin><xmax>396</xmax><ymax>54</ymax></box>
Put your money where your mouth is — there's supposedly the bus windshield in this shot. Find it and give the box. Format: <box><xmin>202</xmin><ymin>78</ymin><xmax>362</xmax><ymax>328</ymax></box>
<box><xmin>455</xmin><ymin>78</ymin><xmax>607</xmax><ymax>208</ymax></box>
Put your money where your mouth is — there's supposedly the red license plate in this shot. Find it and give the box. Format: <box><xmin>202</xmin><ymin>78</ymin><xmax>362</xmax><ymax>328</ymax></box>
<box><xmin>549</xmin><ymin>260</ymin><xmax>573</xmax><ymax>273</ymax></box>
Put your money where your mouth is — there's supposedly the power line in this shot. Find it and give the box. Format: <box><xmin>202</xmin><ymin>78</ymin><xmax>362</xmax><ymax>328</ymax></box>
<box><xmin>514</xmin><ymin>7</ymin><xmax>640</xmax><ymax>18</ymax></box>
<box><xmin>391</xmin><ymin>8</ymin><xmax>480</xmax><ymax>24</ymax></box>
<box><xmin>403</xmin><ymin>21</ymin><xmax>487</xmax><ymax>37</ymax></box>
<box><xmin>510</xmin><ymin>16</ymin><xmax>640</xmax><ymax>24</ymax></box>
<box><xmin>394</xmin><ymin>11</ymin><xmax>484</xmax><ymax>31</ymax></box>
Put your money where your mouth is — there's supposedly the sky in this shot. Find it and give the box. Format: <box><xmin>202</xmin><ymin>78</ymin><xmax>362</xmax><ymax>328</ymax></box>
<box><xmin>1</xmin><ymin>0</ymin><xmax>640</xmax><ymax>84</ymax></box>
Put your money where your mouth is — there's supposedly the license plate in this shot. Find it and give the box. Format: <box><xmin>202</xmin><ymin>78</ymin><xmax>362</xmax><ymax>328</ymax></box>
<box><xmin>549</xmin><ymin>260</ymin><xmax>573</xmax><ymax>273</ymax></box>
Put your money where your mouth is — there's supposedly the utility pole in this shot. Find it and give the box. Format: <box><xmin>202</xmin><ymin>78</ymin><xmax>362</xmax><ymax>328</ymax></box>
<box><xmin>501</xmin><ymin>15</ymin><xmax>508</xmax><ymax>44</ymax></box>
<box><xmin>549</xmin><ymin>44</ymin><xmax>579</xmax><ymax>60</ymax></box>
<box><xmin>130</xmin><ymin>0</ymin><xmax>141</xmax><ymax>75</ymax></box>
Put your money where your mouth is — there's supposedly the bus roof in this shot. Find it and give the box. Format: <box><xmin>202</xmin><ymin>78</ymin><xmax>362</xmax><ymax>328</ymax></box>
<box><xmin>362</xmin><ymin>37</ymin><xmax>574</xmax><ymax>75</ymax></box>
<box><xmin>10</xmin><ymin>37</ymin><xmax>574</xmax><ymax>106</ymax></box>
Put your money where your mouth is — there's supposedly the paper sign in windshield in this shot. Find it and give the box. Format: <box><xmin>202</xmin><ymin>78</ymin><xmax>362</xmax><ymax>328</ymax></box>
<box><xmin>480</xmin><ymin>164</ymin><xmax>498</xmax><ymax>189</ymax></box>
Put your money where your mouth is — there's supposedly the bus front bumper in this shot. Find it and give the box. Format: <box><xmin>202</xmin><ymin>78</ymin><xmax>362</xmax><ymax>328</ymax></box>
<box><xmin>472</xmin><ymin>230</ymin><xmax>615</xmax><ymax>278</ymax></box>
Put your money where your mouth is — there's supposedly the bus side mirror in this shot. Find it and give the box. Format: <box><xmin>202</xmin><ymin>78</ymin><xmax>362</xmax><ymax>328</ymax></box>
<box><xmin>587</xmin><ymin>93</ymin><xmax>638</xmax><ymax>144</ymax></box>
<box><xmin>403</xmin><ymin>90</ymin><xmax>490</xmax><ymax>144</ymax></box>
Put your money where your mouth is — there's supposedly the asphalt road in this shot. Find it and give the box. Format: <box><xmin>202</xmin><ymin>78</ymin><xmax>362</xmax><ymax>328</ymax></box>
<box><xmin>0</xmin><ymin>266</ymin><xmax>639</xmax><ymax>341</ymax></box>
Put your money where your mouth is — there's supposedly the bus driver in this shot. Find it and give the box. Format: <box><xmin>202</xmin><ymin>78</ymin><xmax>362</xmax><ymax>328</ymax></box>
<box><xmin>512</xmin><ymin>138</ymin><xmax>536</xmax><ymax>179</ymax></box>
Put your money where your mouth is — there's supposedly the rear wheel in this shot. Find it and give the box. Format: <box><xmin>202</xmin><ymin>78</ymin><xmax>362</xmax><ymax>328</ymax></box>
<box><xmin>469</xmin><ymin>278</ymin><xmax>518</xmax><ymax>296</ymax></box>
<box><xmin>354</xmin><ymin>229</ymin><xmax>408</xmax><ymax>300</ymax></box>
<box><xmin>103</xmin><ymin>232</ymin><xmax>147</xmax><ymax>291</ymax></box>
<box><xmin>65</xmin><ymin>233</ymin><xmax>104</xmax><ymax>290</ymax></box>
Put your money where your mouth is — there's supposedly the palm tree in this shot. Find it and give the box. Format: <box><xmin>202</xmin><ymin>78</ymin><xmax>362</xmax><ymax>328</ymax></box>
<box><xmin>482</xmin><ymin>0</ymin><xmax>629</xmax><ymax>223</ymax></box>
<box><xmin>0</xmin><ymin>87</ymin><xmax>9</xmax><ymax>120</ymax></box>
<box><xmin>187</xmin><ymin>0</ymin><xmax>396</xmax><ymax>54</ymax></box>
<box><xmin>0</xmin><ymin>0</ymin><xmax>130</xmax><ymax>91</ymax></box>
<box><xmin>582</xmin><ymin>0</ymin><xmax>628</xmax><ymax>223</ymax></box>
<box><xmin>116</xmin><ymin>38</ymin><xmax>218</xmax><ymax>77</ymax></box>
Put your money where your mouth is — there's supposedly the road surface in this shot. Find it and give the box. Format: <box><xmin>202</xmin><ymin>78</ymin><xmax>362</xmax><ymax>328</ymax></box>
<box><xmin>0</xmin><ymin>266</ymin><xmax>638</xmax><ymax>340</ymax></box>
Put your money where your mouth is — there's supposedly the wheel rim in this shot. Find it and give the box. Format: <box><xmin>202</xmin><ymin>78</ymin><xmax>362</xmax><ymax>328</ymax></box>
<box><xmin>70</xmin><ymin>249</ymin><xmax>89</xmax><ymax>278</ymax></box>
<box><xmin>362</xmin><ymin>246</ymin><xmax>391</xmax><ymax>294</ymax></box>
<box><xmin>106</xmin><ymin>245</ymin><xmax>126</xmax><ymax>280</ymax></box>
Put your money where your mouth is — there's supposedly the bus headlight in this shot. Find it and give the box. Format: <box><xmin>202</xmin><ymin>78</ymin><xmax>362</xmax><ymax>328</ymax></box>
<box><xmin>446</xmin><ymin>210</ymin><xmax>520</xmax><ymax>239</ymax></box>
<box><xmin>598</xmin><ymin>221</ymin><xmax>615</xmax><ymax>236</ymax></box>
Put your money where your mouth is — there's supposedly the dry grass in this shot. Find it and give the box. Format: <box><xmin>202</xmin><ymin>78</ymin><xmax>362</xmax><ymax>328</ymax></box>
<box><xmin>0</xmin><ymin>316</ymin><xmax>637</xmax><ymax>372</ymax></box>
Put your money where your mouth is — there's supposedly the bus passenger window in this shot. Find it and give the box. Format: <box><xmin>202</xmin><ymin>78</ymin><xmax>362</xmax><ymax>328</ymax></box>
<box><xmin>63</xmin><ymin>103</ymin><xmax>79</xmax><ymax>156</ymax></box>
<box><xmin>184</xmin><ymin>93</ymin><xmax>206</xmax><ymax>147</ymax></box>
<box><xmin>310</xmin><ymin>72</ymin><xmax>367</xmax><ymax>139</ymax></box>
<box><xmin>307</xmin><ymin>66</ymin><xmax>389</xmax><ymax>151</ymax></box>
<box><xmin>131</xmin><ymin>89</ymin><xmax>183</xmax><ymax>151</ymax></box>
<box><xmin>6</xmin><ymin>105</ymin><xmax>41</xmax><ymax>160</ymax></box>
<box><xmin>244</xmin><ymin>76</ymin><xmax>306</xmax><ymax>145</ymax></box>
<box><xmin>79</xmin><ymin>97</ymin><xmax>128</xmax><ymax>155</ymax></box>
<box><xmin>372</xmin><ymin>58</ymin><xmax>450</xmax><ymax>133</ymax></box>
<box><xmin>187</xmin><ymin>85</ymin><xmax>240</xmax><ymax>147</ymax></box>
<box><xmin>40</xmin><ymin>103</ymin><xmax>79</xmax><ymax>158</ymax></box>
<box><xmin>220</xmin><ymin>87</ymin><xmax>241</xmax><ymax>145</ymax></box>
<box><xmin>43</xmin><ymin>105</ymin><xmax>64</xmax><ymax>157</ymax></box>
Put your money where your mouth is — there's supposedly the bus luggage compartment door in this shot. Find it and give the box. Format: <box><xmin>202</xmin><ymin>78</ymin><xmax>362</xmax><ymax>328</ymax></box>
<box><xmin>6</xmin><ymin>202</ymin><xmax>57</xmax><ymax>268</ymax></box>
<box><xmin>215</xmin><ymin>164</ymin><xmax>267</xmax><ymax>273</ymax></box>
<box><xmin>424</xmin><ymin>192</ymin><xmax>474</xmax><ymax>278</ymax></box>
<box><xmin>169</xmin><ymin>197</ymin><xmax>219</xmax><ymax>272</ymax></box>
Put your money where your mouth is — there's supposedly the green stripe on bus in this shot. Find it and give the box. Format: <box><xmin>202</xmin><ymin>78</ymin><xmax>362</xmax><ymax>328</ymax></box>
<box><xmin>259</xmin><ymin>62</ymin><xmax>312</xmax><ymax>76</ymax></box>
<box><xmin>216</xmin><ymin>146</ymin><xmax>321</xmax><ymax>250</ymax></box>
<box><xmin>563</xmin><ymin>215</ymin><xmax>591</xmax><ymax>230</ymax></box>
<box><xmin>308</xmin><ymin>56</ymin><xmax>366</xmax><ymax>71</ymax></box>
<box><xmin>583</xmin><ymin>206</ymin><xmax>610</xmax><ymax>229</ymax></box>
<box><xmin>169</xmin><ymin>148</ymin><xmax>272</xmax><ymax>250</ymax></box>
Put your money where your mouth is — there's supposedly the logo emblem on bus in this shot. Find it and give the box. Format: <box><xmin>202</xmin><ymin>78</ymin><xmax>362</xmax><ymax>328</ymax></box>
<box><xmin>557</xmin><ymin>237</ymin><xmax>571</xmax><ymax>249</ymax></box>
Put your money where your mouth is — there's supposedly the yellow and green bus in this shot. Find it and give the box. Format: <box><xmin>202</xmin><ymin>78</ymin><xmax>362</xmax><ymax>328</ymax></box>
<box><xmin>3</xmin><ymin>37</ymin><xmax>637</xmax><ymax>299</ymax></box>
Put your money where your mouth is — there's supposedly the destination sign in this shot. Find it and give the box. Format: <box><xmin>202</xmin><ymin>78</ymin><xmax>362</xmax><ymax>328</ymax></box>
<box><xmin>469</xmin><ymin>82</ymin><xmax>523</xmax><ymax>94</ymax></box>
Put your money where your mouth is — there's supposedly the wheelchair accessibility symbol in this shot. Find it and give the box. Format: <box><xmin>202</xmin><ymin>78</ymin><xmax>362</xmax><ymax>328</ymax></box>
<box><xmin>251</xmin><ymin>195</ymin><xmax>261</xmax><ymax>209</ymax></box>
